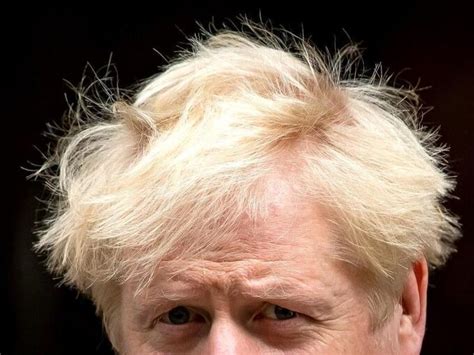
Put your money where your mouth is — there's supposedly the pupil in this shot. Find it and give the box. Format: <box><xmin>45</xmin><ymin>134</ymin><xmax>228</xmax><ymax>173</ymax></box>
<box><xmin>168</xmin><ymin>306</ymin><xmax>190</xmax><ymax>324</ymax></box>
<box><xmin>274</xmin><ymin>306</ymin><xmax>296</xmax><ymax>320</ymax></box>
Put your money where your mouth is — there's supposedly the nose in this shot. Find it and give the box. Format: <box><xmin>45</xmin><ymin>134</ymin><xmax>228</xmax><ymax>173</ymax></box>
<box><xmin>205</xmin><ymin>318</ymin><xmax>258</xmax><ymax>355</ymax></box>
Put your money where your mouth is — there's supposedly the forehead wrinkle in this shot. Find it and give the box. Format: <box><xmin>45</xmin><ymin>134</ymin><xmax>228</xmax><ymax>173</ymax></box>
<box><xmin>139</xmin><ymin>257</ymin><xmax>338</xmax><ymax>305</ymax></box>
<box><xmin>135</xmin><ymin>259</ymin><xmax>285</xmax><ymax>302</ymax></box>
<box><xmin>166</xmin><ymin>259</ymin><xmax>276</xmax><ymax>292</ymax></box>
<box><xmin>129</xmin><ymin>189</ymin><xmax>338</xmax><ymax>306</ymax></box>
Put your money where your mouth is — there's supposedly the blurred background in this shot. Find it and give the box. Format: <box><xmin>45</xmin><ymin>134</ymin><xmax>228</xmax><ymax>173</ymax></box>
<box><xmin>4</xmin><ymin>1</ymin><xmax>473</xmax><ymax>354</ymax></box>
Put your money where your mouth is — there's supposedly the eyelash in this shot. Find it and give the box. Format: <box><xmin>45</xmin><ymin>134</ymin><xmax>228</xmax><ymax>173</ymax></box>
<box><xmin>256</xmin><ymin>304</ymin><xmax>297</xmax><ymax>321</ymax></box>
<box><xmin>157</xmin><ymin>306</ymin><xmax>205</xmax><ymax>326</ymax></box>
<box><xmin>154</xmin><ymin>303</ymin><xmax>299</xmax><ymax>327</ymax></box>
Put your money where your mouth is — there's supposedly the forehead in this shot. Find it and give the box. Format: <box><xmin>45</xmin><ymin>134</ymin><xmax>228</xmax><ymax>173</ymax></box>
<box><xmin>127</xmin><ymin>175</ymin><xmax>338</xmax><ymax>298</ymax></box>
<box><xmin>181</xmin><ymin>172</ymin><xmax>333</xmax><ymax>262</ymax></box>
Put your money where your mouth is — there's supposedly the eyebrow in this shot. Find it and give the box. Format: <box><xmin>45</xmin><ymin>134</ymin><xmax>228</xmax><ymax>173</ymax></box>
<box><xmin>131</xmin><ymin>275</ymin><xmax>336</xmax><ymax>318</ymax></box>
<box><xmin>237</xmin><ymin>276</ymin><xmax>336</xmax><ymax>314</ymax></box>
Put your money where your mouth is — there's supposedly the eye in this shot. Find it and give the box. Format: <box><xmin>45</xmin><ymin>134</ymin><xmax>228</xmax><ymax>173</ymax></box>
<box><xmin>260</xmin><ymin>304</ymin><xmax>297</xmax><ymax>320</ymax></box>
<box><xmin>158</xmin><ymin>306</ymin><xmax>204</xmax><ymax>325</ymax></box>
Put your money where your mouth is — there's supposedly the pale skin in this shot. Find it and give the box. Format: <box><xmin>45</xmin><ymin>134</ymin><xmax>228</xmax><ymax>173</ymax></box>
<box><xmin>117</xmin><ymin>175</ymin><xmax>428</xmax><ymax>354</ymax></box>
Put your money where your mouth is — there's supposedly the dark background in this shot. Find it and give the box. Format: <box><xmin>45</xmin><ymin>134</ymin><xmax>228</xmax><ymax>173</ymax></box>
<box><xmin>4</xmin><ymin>1</ymin><xmax>473</xmax><ymax>354</ymax></box>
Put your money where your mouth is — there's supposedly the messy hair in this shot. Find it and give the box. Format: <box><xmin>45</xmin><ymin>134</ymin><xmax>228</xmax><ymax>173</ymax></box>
<box><xmin>30</xmin><ymin>18</ymin><xmax>460</xmax><ymax>345</ymax></box>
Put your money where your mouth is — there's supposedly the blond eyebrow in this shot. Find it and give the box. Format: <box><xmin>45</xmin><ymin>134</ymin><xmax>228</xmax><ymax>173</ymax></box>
<box><xmin>236</xmin><ymin>277</ymin><xmax>336</xmax><ymax>313</ymax></box>
<box><xmin>132</xmin><ymin>275</ymin><xmax>336</xmax><ymax>316</ymax></box>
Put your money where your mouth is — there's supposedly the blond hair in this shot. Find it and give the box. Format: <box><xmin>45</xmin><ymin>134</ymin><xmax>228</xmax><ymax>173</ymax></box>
<box><xmin>30</xmin><ymin>18</ymin><xmax>460</xmax><ymax>344</ymax></box>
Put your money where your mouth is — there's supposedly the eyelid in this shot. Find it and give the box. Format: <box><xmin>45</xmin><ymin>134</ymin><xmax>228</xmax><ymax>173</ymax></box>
<box><xmin>263</xmin><ymin>298</ymin><xmax>331</xmax><ymax>320</ymax></box>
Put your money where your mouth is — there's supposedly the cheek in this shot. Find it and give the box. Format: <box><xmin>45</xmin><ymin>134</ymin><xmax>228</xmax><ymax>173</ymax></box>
<box><xmin>116</xmin><ymin>312</ymin><xmax>401</xmax><ymax>355</ymax></box>
<box><xmin>119</xmin><ymin>332</ymin><xmax>155</xmax><ymax>355</ymax></box>
<box><xmin>368</xmin><ymin>306</ymin><xmax>402</xmax><ymax>354</ymax></box>
<box><xmin>338</xmin><ymin>315</ymin><xmax>400</xmax><ymax>355</ymax></box>
<box><xmin>308</xmin><ymin>303</ymin><xmax>401</xmax><ymax>355</ymax></box>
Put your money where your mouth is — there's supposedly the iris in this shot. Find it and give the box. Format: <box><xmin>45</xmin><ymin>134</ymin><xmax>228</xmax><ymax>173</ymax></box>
<box><xmin>273</xmin><ymin>305</ymin><xmax>296</xmax><ymax>320</ymax></box>
<box><xmin>167</xmin><ymin>306</ymin><xmax>190</xmax><ymax>324</ymax></box>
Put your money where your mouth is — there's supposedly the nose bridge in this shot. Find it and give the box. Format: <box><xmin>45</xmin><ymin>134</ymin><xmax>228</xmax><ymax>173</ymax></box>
<box><xmin>206</xmin><ymin>316</ymin><xmax>255</xmax><ymax>355</ymax></box>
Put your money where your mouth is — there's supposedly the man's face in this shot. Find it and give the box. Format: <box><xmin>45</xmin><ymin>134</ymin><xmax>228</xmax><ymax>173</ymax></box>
<box><xmin>117</xmin><ymin>176</ymin><xmax>412</xmax><ymax>354</ymax></box>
